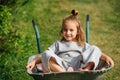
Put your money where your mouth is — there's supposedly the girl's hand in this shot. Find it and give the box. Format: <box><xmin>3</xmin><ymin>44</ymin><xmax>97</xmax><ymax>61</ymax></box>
<box><xmin>105</xmin><ymin>56</ymin><xmax>114</xmax><ymax>67</ymax></box>
<box><xmin>26</xmin><ymin>60</ymin><xmax>36</xmax><ymax>70</ymax></box>
<box><xmin>101</xmin><ymin>54</ymin><xmax>114</xmax><ymax>67</ymax></box>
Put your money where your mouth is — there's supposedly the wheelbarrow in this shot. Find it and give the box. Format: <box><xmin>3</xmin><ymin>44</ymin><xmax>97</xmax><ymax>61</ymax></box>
<box><xmin>27</xmin><ymin>15</ymin><xmax>113</xmax><ymax>80</ymax></box>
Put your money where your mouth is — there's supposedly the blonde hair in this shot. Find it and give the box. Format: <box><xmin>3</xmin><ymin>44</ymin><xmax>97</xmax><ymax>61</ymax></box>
<box><xmin>60</xmin><ymin>9</ymin><xmax>85</xmax><ymax>46</ymax></box>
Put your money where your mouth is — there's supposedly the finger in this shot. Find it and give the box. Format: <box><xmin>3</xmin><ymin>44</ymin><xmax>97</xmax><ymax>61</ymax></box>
<box><xmin>107</xmin><ymin>60</ymin><xmax>114</xmax><ymax>67</ymax></box>
<box><xmin>26</xmin><ymin>64</ymin><xmax>29</xmax><ymax>69</ymax></box>
<box><xmin>26</xmin><ymin>64</ymin><xmax>32</xmax><ymax>69</ymax></box>
<box><xmin>110</xmin><ymin>60</ymin><xmax>114</xmax><ymax>67</ymax></box>
<box><xmin>30</xmin><ymin>66</ymin><xmax>34</xmax><ymax>70</ymax></box>
<box><xmin>106</xmin><ymin>60</ymin><xmax>110</xmax><ymax>66</ymax></box>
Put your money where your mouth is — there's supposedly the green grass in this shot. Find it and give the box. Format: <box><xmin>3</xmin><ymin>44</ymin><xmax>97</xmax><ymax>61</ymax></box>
<box><xmin>0</xmin><ymin>0</ymin><xmax>120</xmax><ymax>80</ymax></box>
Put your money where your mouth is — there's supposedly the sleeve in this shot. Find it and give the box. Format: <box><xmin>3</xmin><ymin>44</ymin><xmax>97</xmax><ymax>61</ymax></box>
<box><xmin>47</xmin><ymin>41</ymin><xmax>59</xmax><ymax>53</ymax></box>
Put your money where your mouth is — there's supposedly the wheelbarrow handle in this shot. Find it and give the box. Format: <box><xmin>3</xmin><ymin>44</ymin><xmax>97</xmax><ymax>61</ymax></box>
<box><xmin>86</xmin><ymin>14</ymin><xmax>90</xmax><ymax>43</ymax></box>
<box><xmin>32</xmin><ymin>20</ymin><xmax>42</xmax><ymax>53</ymax></box>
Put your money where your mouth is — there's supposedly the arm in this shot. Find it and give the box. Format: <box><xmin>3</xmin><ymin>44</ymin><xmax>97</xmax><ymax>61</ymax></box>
<box><xmin>100</xmin><ymin>53</ymin><xmax>114</xmax><ymax>67</ymax></box>
<box><xmin>26</xmin><ymin>55</ymin><xmax>41</xmax><ymax>70</ymax></box>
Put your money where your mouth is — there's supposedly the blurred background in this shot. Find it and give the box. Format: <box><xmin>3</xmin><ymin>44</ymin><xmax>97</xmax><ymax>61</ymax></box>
<box><xmin>0</xmin><ymin>0</ymin><xmax>120</xmax><ymax>80</ymax></box>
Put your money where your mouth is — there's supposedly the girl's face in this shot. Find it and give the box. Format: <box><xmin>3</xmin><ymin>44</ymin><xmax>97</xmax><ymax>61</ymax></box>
<box><xmin>62</xmin><ymin>20</ymin><xmax>78</xmax><ymax>42</ymax></box>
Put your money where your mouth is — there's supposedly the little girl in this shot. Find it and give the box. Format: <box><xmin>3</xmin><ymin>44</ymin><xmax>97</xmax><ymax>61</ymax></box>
<box><xmin>26</xmin><ymin>9</ymin><xmax>114</xmax><ymax>72</ymax></box>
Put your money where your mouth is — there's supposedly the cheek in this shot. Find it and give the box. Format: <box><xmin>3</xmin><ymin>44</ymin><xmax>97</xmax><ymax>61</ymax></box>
<box><xmin>74</xmin><ymin>31</ymin><xmax>78</xmax><ymax>35</ymax></box>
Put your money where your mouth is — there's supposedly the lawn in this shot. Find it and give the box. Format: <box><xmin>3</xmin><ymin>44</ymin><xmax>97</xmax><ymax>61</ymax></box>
<box><xmin>0</xmin><ymin>0</ymin><xmax>120</xmax><ymax>80</ymax></box>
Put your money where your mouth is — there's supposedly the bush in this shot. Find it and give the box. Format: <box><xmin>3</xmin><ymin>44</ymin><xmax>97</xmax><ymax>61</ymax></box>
<box><xmin>0</xmin><ymin>0</ymin><xmax>17</xmax><ymax>6</ymax></box>
<box><xmin>0</xmin><ymin>5</ymin><xmax>21</xmax><ymax>54</ymax></box>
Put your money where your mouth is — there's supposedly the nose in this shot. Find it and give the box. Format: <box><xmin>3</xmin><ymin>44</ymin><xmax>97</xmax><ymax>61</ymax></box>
<box><xmin>66</xmin><ymin>30</ymin><xmax>70</xmax><ymax>34</ymax></box>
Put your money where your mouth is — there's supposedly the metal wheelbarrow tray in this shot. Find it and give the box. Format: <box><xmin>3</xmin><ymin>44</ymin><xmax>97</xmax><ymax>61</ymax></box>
<box><xmin>27</xmin><ymin>55</ymin><xmax>112</xmax><ymax>80</ymax></box>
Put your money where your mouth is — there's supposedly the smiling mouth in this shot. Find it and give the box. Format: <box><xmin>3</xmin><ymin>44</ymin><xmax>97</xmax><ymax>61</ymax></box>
<box><xmin>66</xmin><ymin>36</ymin><xmax>71</xmax><ymax>37</ymax></box>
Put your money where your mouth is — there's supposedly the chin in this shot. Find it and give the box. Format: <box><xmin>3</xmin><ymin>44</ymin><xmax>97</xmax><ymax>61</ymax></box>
<box><xmin>66</xmin><ymin>40</ymin><xmax>73</xmax><ymax>42</ymax></box>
